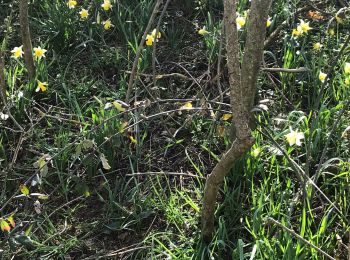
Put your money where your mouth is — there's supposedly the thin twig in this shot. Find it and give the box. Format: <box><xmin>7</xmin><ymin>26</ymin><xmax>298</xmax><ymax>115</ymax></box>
<box><xmin>125</xmin><ymin>0</ymin><xmax>162</xmax><ymax>102</ymax></box>
<box><xmin>261</xmin><ymin>67</ymin><xmax>310</xmax><ymax>73</ymax></box>
<box><xmin>126</xmin><ymin>171</ymin><xmax>205</xmax><ymax>179</ymax></box>
<box><xmin>152</xmin><ymin>0</ymin><xmax>171</xmax><ymax>98</ymax></box>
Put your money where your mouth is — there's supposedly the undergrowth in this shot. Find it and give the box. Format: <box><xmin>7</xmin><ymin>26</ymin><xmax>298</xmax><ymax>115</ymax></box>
<box><xmin>1</xmin><ymin>0</ymin><xmax>350</xmax><ymax>259</ymax></box>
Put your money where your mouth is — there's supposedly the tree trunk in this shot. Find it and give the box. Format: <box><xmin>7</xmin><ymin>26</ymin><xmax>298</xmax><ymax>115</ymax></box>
<box><xmin>19</xmin><ymin>0</ymin><xmax>35</xmax><ymax>79</ymax></box>
<box><xmin>201</xmin><ymin>0</ymin><xmax>273</xmax><ymax>242</ymax></box>
<box><xmin>0</xmin><ymin>51</ymin><xmax>6</xmax><ymax>105</ymax></box>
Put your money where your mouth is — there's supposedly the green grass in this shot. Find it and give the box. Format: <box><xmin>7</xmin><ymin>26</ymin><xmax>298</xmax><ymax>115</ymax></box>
<box><xmin>1</xmin><ymin>0</ymin><xmax>350</xmax><ymax>259</ymax></box>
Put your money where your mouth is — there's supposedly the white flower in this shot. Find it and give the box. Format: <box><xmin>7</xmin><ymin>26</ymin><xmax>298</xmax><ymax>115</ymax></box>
<box><xmin>285</xmin><ymin>127</ymin><xmax>305</xmax><ymax>146</ymax></box>
<box><xmin>0</xmin><ymin>112</ymin><xmax>9</xmax><ymax>120</ymax></box>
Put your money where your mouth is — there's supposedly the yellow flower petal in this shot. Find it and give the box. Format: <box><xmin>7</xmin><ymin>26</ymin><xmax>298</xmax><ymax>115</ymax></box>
<box><xmin>236</xmin><ymin>16</ymin><xmax>246</xmax><ymax>29</ymax></box>
<box><xmin>180</xmin><ymin>102</ymin><xmax>193</xmax><ymax>110</ymax></box>
<box><xmin>36</xmin><ymin>80</ymin><xmax>48</xmax><ymax>92</ymax></box>
<box><xmin>11</xmin><ymin>46</ymin><xmax>24</xmax><ymax>59</ymax></box>
<box><xmin>67</xmin><ymin>0</ymin><xmax>77</xmax><ymax>9</ymax></box>
<box><xmin>20</xmin><ymin>184</ymin><xmax>30</xmax><ymax>196</ymax></box>
<box><xmin>112</xmin><ymin>101</ymin><xmax>126</xmax><ymax>112</ymax></box>
<box><xmin>103</xmin><ymin>20</ymin><xmax>113</xmax><ymax>30</ymax></box>
<box><xmin>146</xmin><ymin>34</ymin><xmax>154</xmax><ymax>46</ymax></box>
<box><xmin>101</xmin><ymin>0</ymin><xmax>112</xmax><ymax>11</ymax></box>
<box><xmin>151</xmin><ymin>29</ymin><xmax>161</xmax><ymax>39</ymax></box>
<box><xmin>79</xmin><ymin>8</ymin><xmax>89</xmax><ymax>19</ymax></box>
<box><xmin>0</xmin><ymin>219</ymin><xmax>11</xmax><ymax>232</ymax></box>
<box><xmin>319</xmin><ymin>71</ymin><xmax>327</xmax><ymax>83</ymax></box>
<box><xmin>221</xmin><ymin>113</ymin><xmax>232</xmax><ymax>121</ymax></box>
<box><xmin>198</xmin><ymin>27</ymin><xmax>209</xmax><ymax>35</ymax></box>
<box><xmin>344</xmin><ymin>62</ymin><xmax>350</xmax><ymax>74</ymax></box>
<box><xmin>33</xmin><ymin>46</ymin><xmax>47</xmax><ymax>59</ymax></box>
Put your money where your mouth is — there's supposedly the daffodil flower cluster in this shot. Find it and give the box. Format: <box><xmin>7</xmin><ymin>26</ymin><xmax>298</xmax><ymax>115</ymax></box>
<box><xmin>10</xmin><ymin>45</ymin><xmax>48</xmax><ymax>92</ymax></box>
<box><xmin>66</xmin><ymin>0</ymin><xmax>115</xmax><ymax>30</ymax></box>
<box><xmin>145</xmin><ymin>29</ymin><xmax>162</xmax><ymax>46</ymax></box>
<box><xmin>11</xmin><ymin>45</ymin><xmax>47</xmax><ymax>60</ymax></box>
<box><xmin>292</xmin><ymin>19</ymin><xmax>312</xmax><ymax>38</ymax></box>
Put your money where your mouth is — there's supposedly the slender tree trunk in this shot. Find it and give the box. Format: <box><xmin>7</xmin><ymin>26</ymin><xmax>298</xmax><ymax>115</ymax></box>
<box><xmin>19</xmin><ymin>0</ymin><xmax>35</xmax><ymax>79</ymax></box>
<box><xmin>0</xmin><ymin>51</ymin><xmax>6</xmax><ymax>105</ymax></box>
<box><xmin>201</xmin><ymin>0</ymin><xmax>273</xmax><ymax>242</ymax></box>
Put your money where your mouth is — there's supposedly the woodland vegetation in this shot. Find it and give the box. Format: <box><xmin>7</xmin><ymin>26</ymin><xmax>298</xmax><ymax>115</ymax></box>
<box><xmin>1</xmin><ymin>0</ymin><xmax>350</xmax><ymax>259</ymax></box>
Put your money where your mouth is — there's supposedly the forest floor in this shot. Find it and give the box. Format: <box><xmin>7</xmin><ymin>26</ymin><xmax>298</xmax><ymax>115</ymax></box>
<box><xmin>1</xmin><ymin>0</ymin><xmax>350</xmax><ymax>259</ymax></box>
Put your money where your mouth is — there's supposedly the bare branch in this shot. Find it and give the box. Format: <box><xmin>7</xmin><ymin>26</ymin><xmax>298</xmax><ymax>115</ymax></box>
<box><xmin>241</xmin><ymin>0</ymin><xmax>273</xmax><ymax>111</ymax></box>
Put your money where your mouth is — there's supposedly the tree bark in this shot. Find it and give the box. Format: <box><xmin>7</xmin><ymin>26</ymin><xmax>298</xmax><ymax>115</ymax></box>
<box><xmin>201</xmin><ymin>0</ymin><xmax>273</xmax><ymax>242</ymax></box>
<box><xmin>0</xmin><ymin>51</ymin><xmax>6</xmax><ymax>105</ymax></box>
<box><xmin>19</xmin><ymin>0</ymin><xmax>35</xmax><ymax>79</ymax></box>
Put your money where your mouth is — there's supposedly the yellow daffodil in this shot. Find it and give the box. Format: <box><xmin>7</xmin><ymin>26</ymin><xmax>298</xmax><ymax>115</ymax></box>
<box><xmin>266</xmin><ymin>18</ymin><xmax>272</xmax><ymax>27</ymax></box>
<box><xmin>313</xmin><ymin>42</ymin><xmax>322</xmax><ymax>50</ymax></box>
<box><xmin>327</xmin><ymin>28</ymin><xmax>335</xmax><ymax>36</ymax></box>
<box><xmin>299</xmin><ymin>19</ymin><xmax>312</xmax><ymax>33</ymax></box>
<box><xmin>67</xmin><ymin>0</ymin><xmax>77</xmax><ymax>9</ymax></box>
<box><xmin>180</xmin><ymin>102</ymin><xmax>193</xmax><ymax>110</ymax></box>
<box><xmin>345</xmin><ymin>77</ymin><xmax>350</xmax><ymax>85</ymax></box>
<box><xmin>251</xmin><ymin>147</ymin><xmax>261</xmax><ymax>158</ymax></box>
<box><xmin>102</xmin><ymin>19</ymin><xmax>113</xmax><ymax>30</ymax></box>
<box><xmin>285</xmin><ymin>128</ymin><xmax>304</xmax><ymax>146</ymax></box>
<box><xmin>344</xmin><ymin>62</ymin><xmax>350</xmax><ymax>74</ymax></box>
<box><xmin>292</xmin><ymin>26</ymin><xmax>303</xmax><ymax>38</ymax></box>
<box><xmin>79</xmin><ymin>8</ymin><xmax>89</xmax><ymax>19</ymax></box>
<box><xmin>335</xmin><ymin>15</ymin><xmax>343</xmax><ymax>24</ymax></box>
<box><xmin>129</xmin><ymin>135</ymin><xmax>137</xmax><ymax>144</ymax></box>
<box><xmin>101</xmin><ymin>0</ymin><xmax>112</xmax><ymax>11</ymax></box>
<box><xmin>11</xmin><ymin>46</ymin><xmax>24</xmax><ymax>59</ymax></box>
<box><xmin>319</xmin><ymin>71</ymin><xmax>327</xmax><ymax>83</ymax></box>
<box><xmin>221</xmin><ymin>114</ymin><xmax>232</xmax><ymax>121</ymax></box>
<box><xmin>0</xmin><ymin>219</ymin><xmax>11</xmax><ymax>232</ymax></box>
<box><xmin>33</xmin><ymin>46</ymin><xmax>47</xmax><ymax>60</ymax></box>
<box><xmin>145</xmin><ymin>34</ymin><xmax>154</xmax><ymax>46</ymax></box>
<box><xmin>236</xmin><ymin>16</ymin><xmax>246</xmax><ymax>30</ymax></box>
<box><xmin>151</xmin><ymin>29</ymin><xmax>161</xmax><ymax>39</ymax></box>
<box><xmin>198</xmin><ymin>27</ymin><xmax>209</xmax><ymax>35</ymax></box>
<box><xmin>36</xmin><ymin>80</ymin><xmax>48</xmax><ymax>92</ymax></box>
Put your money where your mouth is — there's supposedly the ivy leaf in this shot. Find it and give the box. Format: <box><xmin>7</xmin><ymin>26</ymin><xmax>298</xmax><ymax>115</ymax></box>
<box><xmin>20</xmin><ymin>184</ymin><xmax>30</xmax><ymax>196</ymax></box>
<box><xmin>100</xmin><ymin>153</ymin><xmax>111</xmax><ymax>170</ymax></box>
<box><xmin>0</xmin><ymin>219</ymin><xmax>11</xmax><ymax>232</ymax></box>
